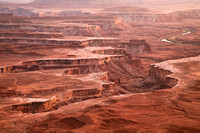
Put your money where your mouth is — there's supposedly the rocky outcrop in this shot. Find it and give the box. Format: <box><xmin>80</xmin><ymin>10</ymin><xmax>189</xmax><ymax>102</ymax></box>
<box><xmin>72</xmin><ymin>88</ymin><xmax>100</xmax><ymax>97</ymax></box>
<box><xmin>1</xmin><ymin>65</ymin><xmax>40</xmax><ymax>73</ymax></box>
<box><xmin>0</xmin><ymin>24</ymin><xmax>91</xmax><ymax>36</ymax></box>
<box><xmin>0</xmin><ymin>7</ymin><xmax>39</xmax><ymax>17</ymax></box>
<box><xmin>10</xmin><ymin>84</ymin><xmax>116</xmax><ymax>113</ymax></box>
<box><xmin>98</xmin><ymin>57</ymin><xmax>143</xmax><ymax>86</ymax></box>
<box><xmin>11</xmin><ymin>102</ymin><xmax>45</xmax><ymax>113</ymax></box>
<box><xmin>0</xmin><ymin>19</ymin><xmax>120</xmax><ymax>37</ymax></box>
<box><xmin>105</xmin><ymin>13</ymin><xmax>182</xmax><ymax>23</ymax></box>
<box><xmin>91</xmin><ymin>48</ymin><xmax>126</xmax><ymax>55</ymax></box>
<box><xmin>101</xmin><ymin>72</ymin><xmax>111</xmax><ymax>81</ymax></box>
<box><xmin>63</xmin><ymin>17</ymin><xmax>124</xmax><ymax>37</ymax></box>
<box><xmin>0</xmin><ymin>55</ymin><xmax>126</xmax><ymax>73</ymax></box>
<box><xmin>41</xmin><ymin>11</ymin><xmax>91</xmax><ymax>17</ymax></box>
<box><xmin>102</xmin><ymin>6</ymin><xmax>150</xmax><ymax>13</ymax></box>
<box><xmin>122</xmin><ymin>39</ymin><xmax>151</xmax><ymax>55</ymax></box>
<box><xmin>0</xmin><ymin>36</ymin><xmax>148</xmax><ymax>115</ymax></box>
<box><xmin>0</xmin><ymin>37</ymin><xmax>84</xmax><ymax>47</ymax></box>
<box><xmin>65</xmin><ymin>68</ymin><xmax>80</xmax><ymax>75</ymax></box>
<box><xmin>0</xmin><ymin>32</ymin><xmax>64</xmax><ymax>38</ymax></box>
<box><xmin>17</xmin><ymin>56</ymin><xmax>200</xmax><ymax>133</ymax></box>
<box><xmin>82</xmin><ymin>38</ymin><xmax>120</xmax><ymax>47</ymax></box>
<box><xmin>22</xmin><ymin>58</ymin><xmax>102</xmax><ymax>66</ymax></box>
<box><xmin>66</xmin><ymin>65</ymin><xmax>98</xmax><ymax>74</ymax></box>
<box><xmin>149</xmin><ymin>65</ymin><xmax>178</xmax><ymax>88</ymax></box>
<box><xmin>102</xmin><ymin>83</ymin><xmax>115</xmax><ymax>91</ymax></box>
<box><xmin>171</xmin><ymin>9</ymin><xmax>200</xmax><ymax>19</ymax></box>
<box><xmin>0</xmin><ymin>37</ymin><xmax>120</xmax><ymax>47</ymax></box>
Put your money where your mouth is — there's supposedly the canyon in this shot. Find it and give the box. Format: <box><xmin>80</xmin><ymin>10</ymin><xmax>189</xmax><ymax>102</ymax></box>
<box><xmin>0</xmin><ymin>0</ymin><xmax>200</xmax><ymax>133</ymax></box>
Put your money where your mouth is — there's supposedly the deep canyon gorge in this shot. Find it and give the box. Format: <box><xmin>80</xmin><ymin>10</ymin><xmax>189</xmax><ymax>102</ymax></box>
<box><xmin>0</xmin><ymin>0</ymin><xmax>200</xmax><ymax>133</ymax></box>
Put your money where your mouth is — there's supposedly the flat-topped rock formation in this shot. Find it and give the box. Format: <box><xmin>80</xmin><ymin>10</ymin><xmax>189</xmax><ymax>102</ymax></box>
<box><xmin>0</xmin><ymin>14</ymin><xmax>127</xmax><ymax>37</ymax></box>
<box><xmin>0</xmin><ymin>35</ymin><xmax>147</xmax><ymax>115</ymax></box>
<box><xmin>0</xmin><ymin>7</ymin><xmax>39</xmax><ymax>17</ymax></box>
<box><xmin>0</xmin><ymin>37</ymin><xmax>120</xmax><ymax>47</ymax></box>
<box><xmin>171</xmin><ymin>9</ymin><xmax>200</xmax><ymax>19</ymax></box>
<box><xmin>0</xmin><ymin>31</ymin><xmax>64</xmax><ymax>38</ymax></box>
<box><xmin>0</xmin><ymin>55</ymin><xmax>124</xmax><ymax>73</ymax></box>
<box><xmin>104</xmin><ymin>12</ymin><xmax>182</xmax><ymax>23</ymax></box>
<box><xmin>102</xmin><ymin>6</ymin><xmax>151</xmax><ymax>13</ymax></box>
<box><xmin>91</xmin><ymin>47</ymin><xmax>127</xmax><ymax>55</ymax></box>
<box><xmin>0</xmin><ymin>23</ymin><xmax>95</xmax><ymax>36</ymax></box>
<box><xmin>122</xmin><ymin>39</ymin><xmax>151</xmax><ymax>55</ymax></box>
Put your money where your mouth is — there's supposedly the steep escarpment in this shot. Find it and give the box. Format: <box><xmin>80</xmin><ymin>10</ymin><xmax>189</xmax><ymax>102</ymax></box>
<box><xmin>171</xmin><ymin>9</ymin><xmax>200</xmax><ymax>19</ymax></box>
<box><xmin>0</xmin><ymin>13</ymin><xmax>128</xmax><ymax>38</ymax></box>
<box><xmin>2</xmin><ymin>55</ymin><xmax>199</xmax><ymax>132</ymax></box>
<box><xmin>125</xmin><ymin>56</ymin><xmax>181</xmax><ymax>93</ymax></box>
<box><xmin>99</xmin><ymin>57</ymin><xmax>143</xmax><ymax>85</ymax></box>
<box><xmin>0</xmin><ymin>31</ymin><xmax>64</xmax><ymax>39</ymax></box>
<box><xmin>141</xmin><ymin>56</ymin><xmax>200</xmax><ymax>91</ymax></box>
<box><xmin>91</xmin><ymin>48</ymin><xmax>126</xmax><ymax>55</ymax></box>
<box><xmin>0</xmin><ymin>37</ymin><xmax>121</xmax><ymax>48</ymax></box>
<box><xmin>0</xmin><ymin>37</ymin><xmax>146</xmax><ymax>114</ymax></box>
<box><xmin>8</xmin><ymin>73</ymin><xmax>119</xmax><ymax>113</ymax></box>
<box><xmin>122</xmin><ymin>39</ymin><xmax>151</xmax><ymax>55</ymax></box>
<box><xmin>149</xmin><ymin>64</ymin><xmax>178</xmax><ymax>88</ymax></box>
<box><xmin>0</xmin><ymin>55</ymin><xmax>127</xmax><ymax>73</ymax></box>
<box><xmin>102</xmin><ymin>6</ymin><xmax>151</xmax><ymax>13</ymax></box>
<box><xmin>105</xmin><ymin>12</ymin><xmax>182</xmax><ymax>23</ymax></box>
<box><xmin>0</xmin><ymin>24</ymin><xmax>92</xmax><ymax>36</ymax></box>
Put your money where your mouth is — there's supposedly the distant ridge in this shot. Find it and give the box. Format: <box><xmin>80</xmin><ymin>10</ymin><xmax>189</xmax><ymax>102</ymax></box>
<box><xmin>30</xmin><ymin>0</ymin><xmax>200</xmax><ymax>8</ymax></box>
<box><xmin>30</xmin><ymin>0</ymin><xmax>127</xmax><ymax>7</ymax></box>
<box><xmin>102</xmin><ymin>6</ymin><xmax>151</xmax><ymax>13</ymax></box>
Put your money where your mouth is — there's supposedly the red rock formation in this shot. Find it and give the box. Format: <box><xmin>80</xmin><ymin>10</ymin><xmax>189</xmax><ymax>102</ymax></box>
<box><xmin>1</xmin><ymin>54</ymin><xmax>129</xmax><ymax>73</ymax></box>
<box><xmin>1</xmin><ymin>65</ymin><xmax>40</xmax><ymax>73</ymax></box>
<box><xmin>72</xmin><ymin>88</ymin><xmax>100</xmax><ymax>97</ymax></box>
<box><xmin>171</xmin><ymin>9</ymin><xmax>200</xmax><ymax>19</ymax></box>
<box><xmin>65</xmin><ymin>68</ymin><xmax>80</xmax><ymax>75</ymax></box>
<box><xmin>149</xmin><ymin>65</ymin><xmax>178</xmax><ymax>88</ymax></box>
<box><xmin>0</xmin><ymin>31</ymin><xmax>64</xmax><ymax>38</ymax></box>
<box><xmin>11</xmin><ymin>102</ymin><xmax>45</xmax><ymax>113</ymax></box>
<box><xmin>103</xmin><ymin>6</ymin><xmax>150</xmax><ymax>13</ymax></box>
<box><xmin>106</xmin><ymin>12</ymin><xmax>182</xmax><ymax>23</ymax></box>
<box><xmin>99</xmin><ymin>57</ymin><xmax>143</xmax><ymax>85</ymax></box>
<box><xmin>91</xmin><ymin>48</ymin><xmax>126</xmax><ymax>55</ymax></box>
<box><xmin>122</xmin><ymin>39</ymin><xmax>151</xmax><ymax>55</ymax></box>
<box><xmin>101</xmin><ymin>72</ymin><xmax>111</xmax><ymax>81</ymax></box>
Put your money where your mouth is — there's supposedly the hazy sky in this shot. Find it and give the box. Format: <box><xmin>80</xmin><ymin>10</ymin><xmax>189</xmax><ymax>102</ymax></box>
<box><xmin>0</xmin><ymin>0</ymin><xmax>33</xmax><ymax>3</ymax></box>
<box><xmin>1</xmin><ymin>0</ymin><xmax>199</xmax><ymax>4</ymax></box>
